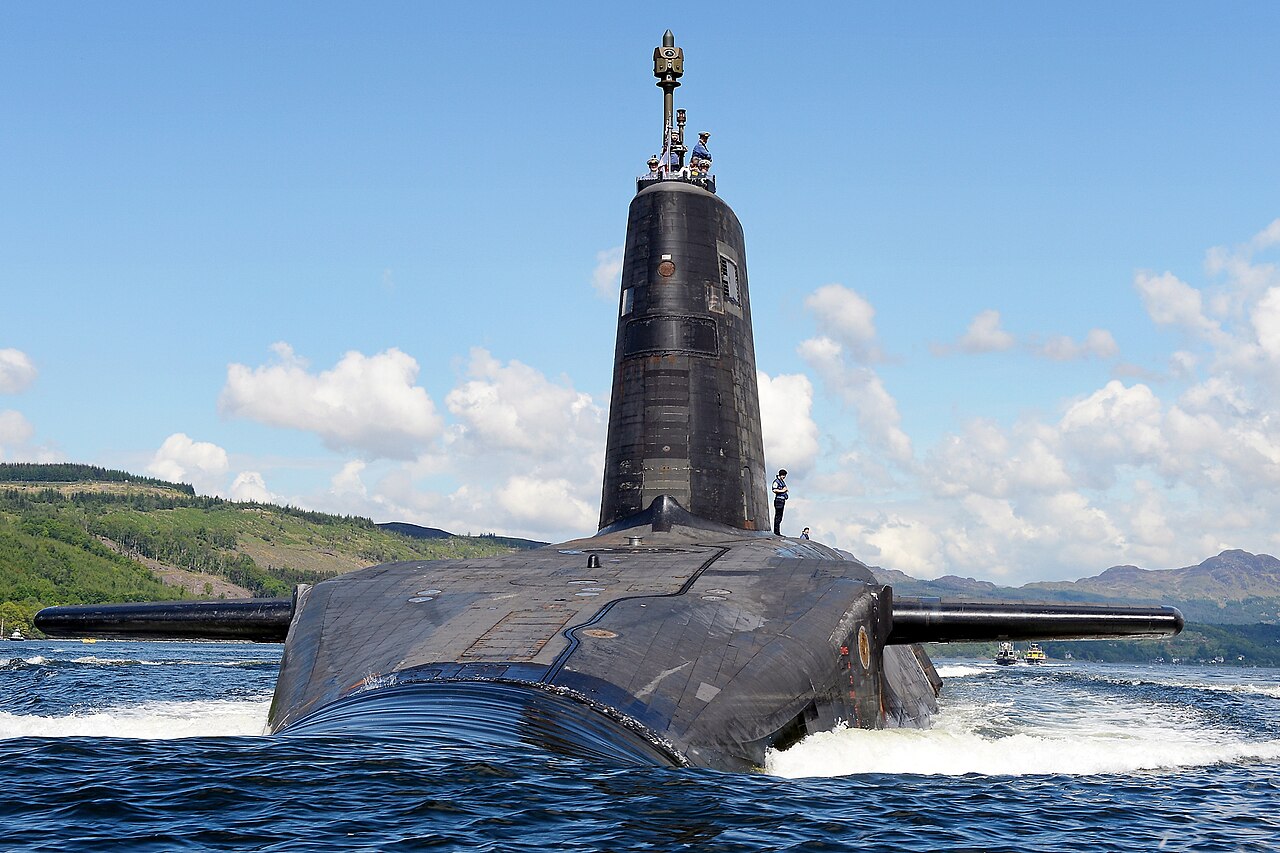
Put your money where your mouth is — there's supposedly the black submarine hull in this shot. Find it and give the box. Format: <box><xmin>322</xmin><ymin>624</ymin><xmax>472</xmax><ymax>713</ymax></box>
<box><xmin>262</xmin><ymin>507</ymin><xmax>938</xmax><ymax>771</ymax></box>
<box><xmin>36</xmin><ymin>506</ymin><xmax>1181</xmax><ymax>772</ymax></box>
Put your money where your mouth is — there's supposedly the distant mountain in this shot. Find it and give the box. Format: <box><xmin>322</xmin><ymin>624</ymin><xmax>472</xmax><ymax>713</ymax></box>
<box><xmin>872</xmin><ymin>549</ymin><xmax>1280</xmax><ymax>624</ymax></box>
<box><xmin>378</xmin><ymin>522</ymin><xmax>545</xmax><ymax>551</ymax></box>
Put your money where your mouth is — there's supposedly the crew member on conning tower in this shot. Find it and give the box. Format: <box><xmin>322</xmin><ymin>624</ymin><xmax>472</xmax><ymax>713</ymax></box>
<box><xmin>690</xmin><ymin>131</ymin><xmax>712</xmax><ymax>171</ymax></box>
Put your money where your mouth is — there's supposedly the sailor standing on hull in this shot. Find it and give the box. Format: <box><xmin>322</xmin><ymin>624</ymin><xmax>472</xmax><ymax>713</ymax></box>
<box><xmin>772</xmin><ymin>469</ymin><xmax>788</xmax><ymax>535</ymax></box>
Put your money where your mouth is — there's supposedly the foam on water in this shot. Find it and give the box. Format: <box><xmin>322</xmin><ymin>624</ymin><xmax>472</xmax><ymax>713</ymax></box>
<box><xmin>766</xmin><ymin>721</ymin><xmax>1280</xmax><ymax>778</ymax></box>
<box><xmin>766</xmin><ymin>670</ymin><xmax>1280</xmax><ymax>778</ymax></box>
<box><xmin>934</xmin><ymin>664</ymin><xmax>984</xmax><ymax>678</ymax></box>
<box><xmin>0</xmin><ymin>699</ymin><xmax>271</xmax><ymax>739</ymax></box>
<box><xmin>1083</xmin><ymin>670</ymin><xmax>1280</xmax><ymax>699</ymax></box>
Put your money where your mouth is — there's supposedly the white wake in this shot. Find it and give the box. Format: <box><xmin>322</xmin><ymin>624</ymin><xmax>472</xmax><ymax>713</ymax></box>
<box><xmin>0</xmin><ymin>699</ymin><xmax>271</xmax><ymax>739</ymax></box>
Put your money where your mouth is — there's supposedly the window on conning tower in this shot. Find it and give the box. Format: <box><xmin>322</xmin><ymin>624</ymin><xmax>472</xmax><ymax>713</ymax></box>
<box><xmin>719</xmin><ymin>256</ymin><xmax>740</xmax><ymax>305</ymax></box>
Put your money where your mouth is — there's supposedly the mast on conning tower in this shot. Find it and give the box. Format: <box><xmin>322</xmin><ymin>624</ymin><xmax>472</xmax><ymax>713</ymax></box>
<box><xmin>642</xmin><ymin>31</ymin><xmax>714</xmax><ymax>193</ymax></box>
<box><xmin>653</xmin><ymin>30</ymin><xmax>684</xmax><ymax>170</ymax></box>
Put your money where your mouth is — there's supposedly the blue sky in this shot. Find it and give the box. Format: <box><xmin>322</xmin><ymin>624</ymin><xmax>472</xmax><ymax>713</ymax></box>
<box><xmin>3</xmin><ymin>2</ymin><xmax>1279</xmax><ymax>582</ymax></box>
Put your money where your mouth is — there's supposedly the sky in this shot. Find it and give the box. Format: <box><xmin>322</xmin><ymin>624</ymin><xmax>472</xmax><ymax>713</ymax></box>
<box><xmin>3</xmin><ymin>2</ymin><xmax>1280</xmax><ymax>583</ymax></box>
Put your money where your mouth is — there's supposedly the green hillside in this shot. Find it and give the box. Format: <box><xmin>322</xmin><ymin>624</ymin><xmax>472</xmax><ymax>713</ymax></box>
<box><xmin>0</xmin><ymin>463</ymin><xmax>528</xmax><ymax>638</ymax></box>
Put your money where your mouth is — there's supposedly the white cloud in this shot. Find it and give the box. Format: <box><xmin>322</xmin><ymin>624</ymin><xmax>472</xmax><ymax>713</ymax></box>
<box><xmin>179</xmin><ymin>219</ymin><xmax>1280</xmax><ymax>578</ymax></box>
<box><xmin>495</xmin><ymin>475</ymin><xmax>595</xmax><ymax>531</ymax></box>
<box><xmin>330</xmin><ymin>460</ymin><xmax>369</xmax><ymax>498</ymax></box>
<box><xmin>0</xmin><ymin>349</ymin><xmax>37</xmax><ymax>394</ymax></box>
<box><xmin>147</xmin><ymin>433</ymin><xmax>229</xmax><ymax>493</ymax></box>
<box><xmin>926</xmin><ymin>419</ymin><xmax>1071</xmax><ymax>500</ymax></box>
<box><xmin>804</xmin><ymin>284</ymin><xmax>881</xmax><ymax>362</ymax></box>
<box><xmin>220</xmin><ymin>343</ymin><xmax>444</xmax><ymax>460</ymax></box>
<box><xmin>1250</xmin><ymin>287</ymin><xmax>1280</xmax><ymax>361</ymax></box>
<box><xmin>289</xmin><ymin>350</ymin><xmax>608</xmax><ymax>542</ymax></box>
<box><xmin>229</xmin><ymin>471</ymin><xmax>281</xmax><ymax>503</ymax></box>
<box><xmin>0</xmin><ymin>410</ymin><xmax>35</xmax><ymax>452</ymax></box>
<box><xmin>1057</xmin><ymin>381</ymin><xmax>1165</xmax><ymax>488</ymax></box>
<box><xmin>445</xmin><ymin>348</ymin><xmax>605</xmax><ymax>467</ymax></box>
<box><xmin>1036</xmin><ymin>328</ymin><xmax>1119</xmax><ymax>361</ymax></box>
<box><xmin>1135</xmin><ymin>270</ymin><xmax>1224</xmax><ymax>341</ymax></box>
<box><xmin>758</xmin><ymin>371</ymin><xmax>820</xmax><ymax>476</ymax></box>
<box><xmin>592</xmin><ymin>245</ymin><xmax>624</xmax><ymax>300</ymax></box>
<box><xmin>799</xmin><ymin>336</ymin><xmax>913</xmax><ymax>466</ymax></box>
<box><xmin>0</xmin><ymin>409</ymin><xmax>59</xmax><ymax>463</ymax></box>
<box><xmin>863</xmin><ymin>516</ymin><xmax>945</xmax><ymax>577</ymax></box>
<box><xmin>935</xmin><ymin>311</ymin><xmax>1116</xmax><ymax>362</ymax></box>
<box><xmin>957</xmin><ymin>310</ymin><xmax>1016</xmax><ymax>353</ymax></box>
<box><xmin>1250</xmin><ymin>218</ymin><xmax>1280</xmax><ymax>252</ymax></box>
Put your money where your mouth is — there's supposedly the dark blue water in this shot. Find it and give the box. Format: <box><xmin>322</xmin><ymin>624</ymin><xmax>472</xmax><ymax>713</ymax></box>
<box><xmin>3</xmin><ymin>644</ymin><xmax>1278</xmax><ymax>851</ymax></box>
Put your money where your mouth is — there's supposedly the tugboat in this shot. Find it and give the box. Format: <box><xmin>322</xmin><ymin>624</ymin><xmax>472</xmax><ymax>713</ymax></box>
<box><xmin>1024</xmin><ymin>643</ymin><xmax>1046</xmax><ymax>664</ymax></box>
<box><xmin>995</xmin><ymin>642</ymin><xmax>1018</xmax><ymax>665</ymax></box>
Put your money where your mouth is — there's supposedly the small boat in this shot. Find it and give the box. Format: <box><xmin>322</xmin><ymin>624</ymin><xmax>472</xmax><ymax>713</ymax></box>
<box><xmin>1024</xmin><ymin>643</ymin><xmax>1046</xmax><ymax>664</ymax></box>
<box><xmin>995</xmin><ymin>642</ymin><xmax>1018</xmax><ymax>665</ymax></box>
<box><xmin>7</xmin><ymin>628</ymin><xmax>25</xmax><ymax>641</ymax></box>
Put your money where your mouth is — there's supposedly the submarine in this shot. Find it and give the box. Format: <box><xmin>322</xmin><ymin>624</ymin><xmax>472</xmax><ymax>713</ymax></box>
<box><xmin>36</xmin><ymin>31</ymin><xmax>1183</xmax><ymax>772</ymax></box>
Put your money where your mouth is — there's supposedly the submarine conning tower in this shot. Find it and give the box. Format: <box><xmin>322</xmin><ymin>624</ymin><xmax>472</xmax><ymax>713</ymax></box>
<box><xmin>599</xmin><ymin>31</ymin><xmax>770</xmax><ymax>532</ymax></box>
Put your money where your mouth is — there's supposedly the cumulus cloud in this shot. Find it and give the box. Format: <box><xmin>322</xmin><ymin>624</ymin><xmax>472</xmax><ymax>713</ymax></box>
<box><xmin>330</xmin><ymin>460</ymin><xmax>369</xmax><ymax>498</ymax></box>
<box><xmin>445</xmin><ymin>348</ymin><xmax>605</xmax><ymax>469</ymax></box>
<box><xmin>0</xmin><ymin>409</ymin><xmax>59</xmax><ymax>463</ymax></box>
<box><xmin>592</xmin><ymin>245</ymin><xmax>624</xmax><ymax>300</ymax></box>
<box><xmin>188</xmin><ymin>219</ymin><xmax>1280</xmax><ymax>576</ymax></box>
<box><xmin>804</xmin><ymin>284</ymin><xmax>881</xmax><ymax>362</ymax></box>
<box><xmin>799</xmin><ymin>335</ymin><xmax>913</xmax><ymax>465</ymax></box>
<box><xmin>1136</xmin><ymin>271</ymin><xmax>1225</xmax><ymax>342</ymax></box>
<box><xmin>289</xmin><ymin>350</ymin><xmax>609</xmax><ymax>542</ymax></box>
<box><xmin>229</xmin><ymin>471</ymin><xmax>281</xmax><ymax>504</ymax></box>
<box><xmin>0</xmin><ymin>410</ymin><xmax>35</xmax><ymax>454</ymax></box>
<box><xmin>957</xmin><ymin>310</ymin><xmax>1016</xmax><ymax>353</ymax></box>
<box><xmin>934</xmin><ymin>312</ymin><xmax>1117</xmax><ymax>362</ymax></box>
<box><xmin>1036</xmin><ymin>328</ymin><xmax>1119</xmax><ymax>361</ymax></box>
<box><xmin>758</xmin><ymin>371</ymin><xmax>820</xmax><ymax>475</ymax></box>
<box><xmin>220</xmin><ymin>343</ymin><xmax>444</xmax><ymax>460</ymax></box>
<box><xmin>494</xmin><ymin>475</ymin><xmax>596</xmax><ymax>531</ymax></box>
<box><xmin>0</xmin><ymin>349</ymin><xmax>37</xmax><ymax>394</ymax></box>
<box><xmin>783</xmin><ymin>220</ymin><xmax>1280</xmax><ymax>579</ymax></box>
<box><xmin>147</xmin><ymin>433</ymin><xmax>229</xmax><ymax>493</ymax></box>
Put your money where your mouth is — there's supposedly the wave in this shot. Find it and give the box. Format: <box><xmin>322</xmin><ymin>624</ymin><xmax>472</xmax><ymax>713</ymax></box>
<box><xmin>766</xmin><ymin>719</ymin><xmax>1280</xmax><ymax>779</ymax></box>
<box><xmin>4</xmin><ymin>655</ymin><xmax>279</xmax><ymax>669</ymax></box>
<box><xmin>766</xmin><ymin>668</ymin><xmax>1280</xmax><ymax>778</ymax></box>
<box><xmin>1025</xmin><ymin>666</ymin><xmax>1280</xmax><ymax>701</ymax></box>
<box><xmin>934</xmin><ymin>664</ymin><xmax>985</xmax><ymax>678</ymax></box>
<box><xmin>0</xmin><ymin>699</ymin><xmax>271</xmax><ymax>740</ymax></box>
<box><xmin>1100</xmin><ymin>675</ymin><xmax>1280</xmax><ymax>700</ymax></box>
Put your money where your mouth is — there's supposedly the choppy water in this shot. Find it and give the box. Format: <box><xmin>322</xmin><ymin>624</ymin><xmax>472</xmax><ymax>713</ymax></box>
<box><xmin>2</xmin><ymin>643</ymin><xmax>1277</xmax><ymax>851</ymax></box>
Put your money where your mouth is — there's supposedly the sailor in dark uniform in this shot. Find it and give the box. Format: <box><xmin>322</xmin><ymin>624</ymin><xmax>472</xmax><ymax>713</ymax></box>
<box><xmin>690</xmin><ymin>131</ymin><xmax>712</xmax><ymax>172</ymax></box>
<box><xmin>771</xmin><ymin>469</ymin><xmax>788</xmax><ymax>535</ymax></box>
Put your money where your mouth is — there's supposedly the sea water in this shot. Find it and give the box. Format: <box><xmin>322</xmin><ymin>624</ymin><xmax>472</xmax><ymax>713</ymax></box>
<box><xmin>2</xmin><ymin>643</ymin><xmax>1277</xmax><ymax>851</ymax></box>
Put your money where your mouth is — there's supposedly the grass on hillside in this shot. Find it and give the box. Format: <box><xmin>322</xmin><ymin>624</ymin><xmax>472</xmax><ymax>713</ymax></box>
<box><xmin>0</xmin><ymin>464</ymin><xmax>525</xmax><ymax>637</ymax></box>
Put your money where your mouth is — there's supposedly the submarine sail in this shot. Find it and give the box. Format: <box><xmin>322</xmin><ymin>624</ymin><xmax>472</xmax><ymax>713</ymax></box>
<box><xmin>36</xmin><ymin>31</ymin><xmax>1183</xmax><ymax>773</ymax></box>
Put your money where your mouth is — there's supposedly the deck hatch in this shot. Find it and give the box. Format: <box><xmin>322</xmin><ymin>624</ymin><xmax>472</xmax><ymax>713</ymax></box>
<box><xmin>461</xmin><ymin>609</ymin><xmax>577</xmax><ymax>661</ymax></box>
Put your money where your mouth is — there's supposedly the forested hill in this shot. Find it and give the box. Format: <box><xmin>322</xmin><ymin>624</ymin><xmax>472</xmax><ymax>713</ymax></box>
<box><xmin>0</xmin><ymin>463</ymin><xmax>530</xmax><ymax>637</ymax></box>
